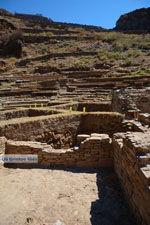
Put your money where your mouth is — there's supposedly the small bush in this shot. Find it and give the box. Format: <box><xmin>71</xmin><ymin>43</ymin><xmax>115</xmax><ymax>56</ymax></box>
<box><xmin>97</xmin><ymin>49</ymin><xmax>127</xmax><ymax>61</ymax></box>
<box><xmin>127</xmin><ymin>49</ymin><xmax>141</xmax><ymax>57</ymax></box>
<box><xmin>122</xmin><ymin>58</ymin><xmax>133</xmax><ymax>67</ymax></box>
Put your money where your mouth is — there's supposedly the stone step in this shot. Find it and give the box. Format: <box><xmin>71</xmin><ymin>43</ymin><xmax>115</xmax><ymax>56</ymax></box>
<box><xmin>32</xmin><ymin>90</ymin><xmax>58</xmax><ymax>96</ymax></box>
<box><xmin>22</xmin><ymin>28</ymin><xmax>79</xmax><ymax>35</ymax></box>
<box><xmin>16</xmin><ymin>52</ymin><xmax>98</xmax><ymax>67</ymax></box>
<box><xmin>3</xmin><ymin>100</ymin><xmax>49</xmax><ymax>106</ymax></box>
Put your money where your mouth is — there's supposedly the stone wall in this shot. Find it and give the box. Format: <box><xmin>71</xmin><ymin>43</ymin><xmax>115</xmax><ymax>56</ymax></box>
<box><xmin>0</xmin><ymin>114</ymin><xmax>82</xmax><ymax>148</ymax></box>
<box><xmin>14</xmin><ymin>13</ymin><xmax>52</xmax><ymax>23</ymax></box>
<box><xmin>0</xmin><ymin>113</ymin><xmax>124</xmax><ymax>147</ymax></box>
<box><xmin>2</xmin><ymin>110</ymin><xmax>149</xmax><ymax>224</ymax></box>
<box><xmin>5</xmin><ymin>133</ymin><xmax>113</xmax><ymax>168</ymax></box>
<box><xmin>0</xmin><ymin>136</ymin><xmax>6</xmax><ymax>167</ymax></box>
<box><xmin>0</xmin><ymin>109</ymin><xmax>59</xmax><ymax>121</ymax></box>
<box><xmin>57</xmin><ymin>102</ymin><xmax>112</xmax><ymax>112</ymax></box>
<box><xmin>2</xmin><ymin>119</ymin><xmax>150</xmax><ymax>224</ymax></box>
<box><xmin>113</xmin><ymin>132</ymin><xmax>150</xmax><ymax>225</ymax></box>
<box><xmin>112</xmin><ymin>88</ymin><xmax>150</xmax><ymax>114</ymax></box>
<box><xmin>79</xmin><ymin>113</ymin><xmax>124</xmax><ymax>136</ymax></box>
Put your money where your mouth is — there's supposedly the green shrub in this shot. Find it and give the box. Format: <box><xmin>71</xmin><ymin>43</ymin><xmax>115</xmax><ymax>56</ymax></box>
<box><xmin>122</xmin><ymin>58</ymin><xmax>133</xmax><ymax>67</ymax></box>
<box><xmin>127</xmin><ymin>50</ymin><xmax>141</xmax><ymax>57</ymax></box>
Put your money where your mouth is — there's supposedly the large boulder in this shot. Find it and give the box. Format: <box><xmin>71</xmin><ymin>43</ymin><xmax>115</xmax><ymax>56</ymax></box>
<box><xmin>115</xmin><ymin>8</ymin><xmax>150</xmax><ymax>31</ymax></box>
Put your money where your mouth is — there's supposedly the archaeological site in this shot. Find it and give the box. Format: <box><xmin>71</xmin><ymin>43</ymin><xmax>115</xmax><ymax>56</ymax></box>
<box><xmin>0</xmin><ymin>6</ymin><xmax>150</xmax><ymax>225</ymax></box>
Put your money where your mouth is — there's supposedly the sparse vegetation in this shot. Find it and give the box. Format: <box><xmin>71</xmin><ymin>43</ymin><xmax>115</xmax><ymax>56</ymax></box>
<box><xmin>0</xmin><ymin>10</ymin><xmax>149</xmax><ymax>86</ymax></box>
<box><xmin>122</xmin><ymin>58</ymin><xmax>133</xmax><ymax>67</ymax></box>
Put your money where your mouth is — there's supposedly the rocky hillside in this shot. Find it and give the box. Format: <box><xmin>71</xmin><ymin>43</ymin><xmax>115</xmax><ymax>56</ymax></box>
<box><xmin>115</xmin><ymin>8</ymin><xmax>150</xmax><ymax>31</ymax></box>
<box><xmin>0</xmin><ymin>9</ymin><xmax>149</xmax><ymax>107</ymax></box>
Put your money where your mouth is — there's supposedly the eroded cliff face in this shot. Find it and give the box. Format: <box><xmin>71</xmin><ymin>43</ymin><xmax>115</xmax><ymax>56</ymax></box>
<box><xmin>115</xmin><ymin>8</ymin><xmax>150</xmax><ymax>31</ymax></box>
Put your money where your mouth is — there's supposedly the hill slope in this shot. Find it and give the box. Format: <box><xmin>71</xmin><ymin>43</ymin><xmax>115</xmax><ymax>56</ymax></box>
<box><xmin>0</xmin><ymin>9</ymin><xmax>150</xmax><ymax>107</ymax></box>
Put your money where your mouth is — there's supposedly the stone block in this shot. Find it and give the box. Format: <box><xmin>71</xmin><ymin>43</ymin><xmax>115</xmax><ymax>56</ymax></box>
<box><xmin>77</xmin><ymin>134</ymin><xmax>90</xmax><ymax>144</ymax></box>
<box><xmin>140</xmin><ymin>165</ymin><xmax>150</xmax><ymax>186</ymax></box>
<box><xmin>98</xmin><ymin>158</ymin><xmax>113</xmax><ymax>168</ymax></box>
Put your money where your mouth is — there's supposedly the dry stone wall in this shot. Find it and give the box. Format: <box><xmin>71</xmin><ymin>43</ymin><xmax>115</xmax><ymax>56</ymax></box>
<box><xmin>0</xmin><ymin>114</ymin><xmax>82</xmax><ymax>148</ymax></box>
<box><xmin>5</xmin><ymin>133</ymin><xmax>113</xmax><ymax>168</ymax></box>
<box><xmin>0</xmin><ymin>113</ymin><xmax>124</xmax><ymax>146</ymax></box>
<box><xmin>113</xmin><ymin>132</ymin><xmax>150</xmax><ymax>225</ymax></box>
<box><xmin>1</xmin><ymin>110</ymin><xmax>149</xmax><ymax>224</ymax></box>
<box><xmin>112</xmin><ymin>88</ymin><xmax>150</xmax><ymax>114</ymax></box>
<box><xmin>79</xmin><ymin>113</ymin><xmax>124</xmax><ymax>136</ymax></box>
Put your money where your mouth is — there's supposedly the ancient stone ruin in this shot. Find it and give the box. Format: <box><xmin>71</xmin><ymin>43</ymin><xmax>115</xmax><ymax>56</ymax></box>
<box><xmin>0</xmin><ymin>8</ymin><xmax>150</xmax><ymax>225</ymax></box>
<box><xmin>0</xmin><ymin>90</ymin><xmax>149</xmax><ymax>225</ymax></box>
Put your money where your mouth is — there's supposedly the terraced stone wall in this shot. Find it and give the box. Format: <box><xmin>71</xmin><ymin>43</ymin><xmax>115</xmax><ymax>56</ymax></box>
<box><xmin>55</xmin><ymin>102</ymin><xmax>112</xmax><ymax>112</ymax></box>
<box><xmin>0</xmin><ymin>109</ymin><xmax>59</xmax><ymax>121</ymax></box>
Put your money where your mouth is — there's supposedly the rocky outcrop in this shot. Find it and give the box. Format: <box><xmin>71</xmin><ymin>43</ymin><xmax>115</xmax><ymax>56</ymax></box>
<box><xmin>115</xmin><ymin>8</ymin><xmax>150</xmax><ymax>31</ymax></box>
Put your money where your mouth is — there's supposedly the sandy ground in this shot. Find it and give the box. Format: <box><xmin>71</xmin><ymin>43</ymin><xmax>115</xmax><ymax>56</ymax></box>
<box><xmin>0</xmin><ymin>167</ymin><xmax>137</xmax><ymax>225</ymax></box>
<box><xmin>0</xmin><ymin>167</ymin><xmax>98</xmax><ymax>225</ymax></box>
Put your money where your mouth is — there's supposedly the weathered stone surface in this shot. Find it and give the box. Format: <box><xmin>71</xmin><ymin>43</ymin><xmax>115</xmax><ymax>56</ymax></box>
<box><xmin>112</xmin><ymin>88</ymin><xmax>150</xmax><ymax>114</ymax></box>
<box><xmin>140</xmin><ymin>165</ymin><xmax>150</xmax><ymax>186</ymax></box>
<box><xmin>5</xmin><ymin>132</ymin><xmax>113</xmax><ymax>168</ymax></box>
<box><xmin>124</xmin><ymin>132</ymin><xmax>150</xmax><ymax>154</ymax></box>
<box><xmin>115</xmin><ymin>8</ymin><xmax>150</xmax><ymax>31</ymax></box>
<box><xmin>77</xmin><ymin>134</ymin><xmax>90</xmax><ymax>144</ymax></box>
<box><xmin>113</xmin><ymin>132</ymin><xmax>150</xmax><ymax>225</ymax></box>
<box><xmin>0</xmin><ymin>136</ymin><xmax>6</xmax><ymax>154</ymax></box>
<box><xmin>90</xmin><ymin>133</ymin><xmax>110</xmax><ymax>141</ymax></box>
<box><xmin>139</xmin><ymin>113</ymin><xmax>150</xmax><ymax>126</ymax></box>
<box><xmin>0</xmin><ymin>137</ymin><xmax>6</xmax><ymax>168</ymax></box>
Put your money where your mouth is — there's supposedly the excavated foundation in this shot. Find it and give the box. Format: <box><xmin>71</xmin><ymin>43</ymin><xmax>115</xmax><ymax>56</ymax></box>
<box><xmin>0</xmin><ymin>100</ymin><xmax>150</xmax><ymax>225</ymax></box>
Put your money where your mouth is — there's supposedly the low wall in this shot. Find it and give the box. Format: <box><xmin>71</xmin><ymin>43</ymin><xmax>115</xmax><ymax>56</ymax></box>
<box><xmin>55</xmin><ymin>102</ymin><xmax>112</xmax><ymax>112</ymax></box>
<box><xmin>0</xmin><ymin>112</ymin><xmax>124</xmax><ymax>147</ymax></box>
<box><xmin>0</xmin><ymin>108</ymin><xmax>59</xmax><ymax>121</ymax></box>
<box><xmin>0</xmin><ymin>114</ymin><xmax>82</xmax><ymax>148</ymax></box>
<box><xmin>79</xmin><ymin>113</ymin><xmax>124</xmax><ymax>136</ymax></box>
<box><xmin>113</xmin><ymin>132</ymin><xmax>150</xmax><ymax>225</ymax></box>
<box><xmin>5</xmin><ymin>134</ymin><xmax>113</xmax><ymax>168</ymax></box>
